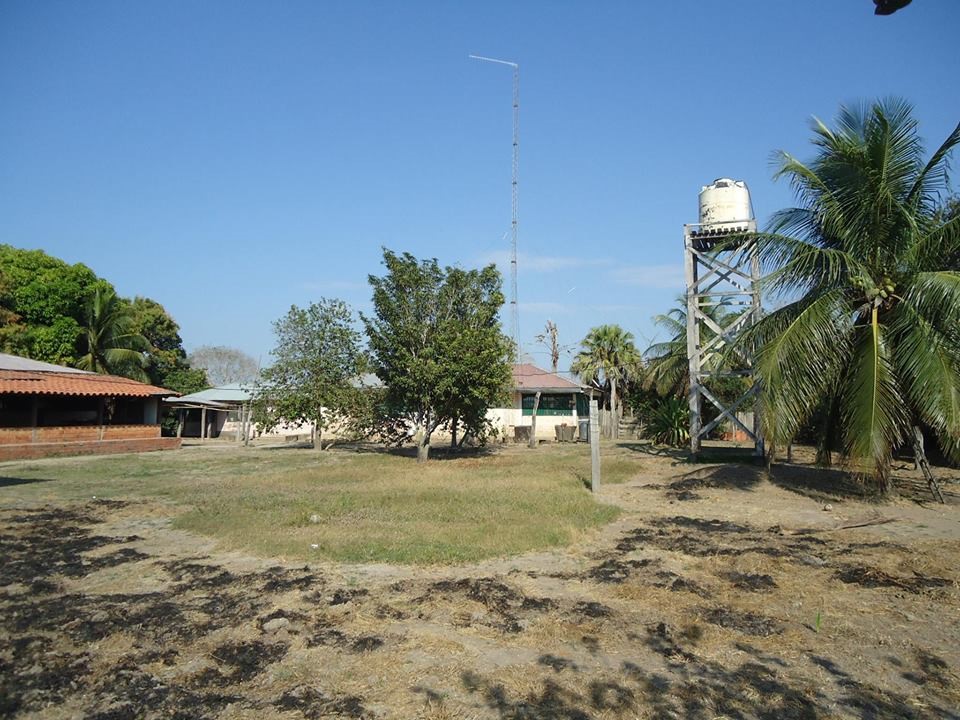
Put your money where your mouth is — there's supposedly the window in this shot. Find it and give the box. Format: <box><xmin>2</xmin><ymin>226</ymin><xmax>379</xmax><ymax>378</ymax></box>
<box><xmin>522</xmin><ymin>393</ymin><xmax>574</xmax><ymax>416</ymax></box>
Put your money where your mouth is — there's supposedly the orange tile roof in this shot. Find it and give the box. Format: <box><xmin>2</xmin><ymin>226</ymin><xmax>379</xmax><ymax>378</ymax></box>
<box><xmin>512</xmin><ymin>363</ymin><xmax>582</xmax><ymax>391</ymax></box>
<box><xmin>0</xmin><ymin>369</ymin><xmax>177</xmax><ymax>398</ymax></box>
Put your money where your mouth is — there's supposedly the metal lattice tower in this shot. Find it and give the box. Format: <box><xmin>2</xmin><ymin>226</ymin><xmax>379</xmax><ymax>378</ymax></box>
<box><xmin>471</xmin><ymin>54</ymin><xmax>520</xmax><ymax>355</ymax></box>
<box><xmin>684</xmin><ymin>221</ymin><xmax>764</xmax><ymax>457</ymax></box>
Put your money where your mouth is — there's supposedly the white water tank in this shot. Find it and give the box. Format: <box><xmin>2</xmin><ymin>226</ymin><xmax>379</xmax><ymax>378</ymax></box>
<box><xmin>698</xmin><ymin>178</ymin><xmax>752</xmax><ymax>230</ymax></box>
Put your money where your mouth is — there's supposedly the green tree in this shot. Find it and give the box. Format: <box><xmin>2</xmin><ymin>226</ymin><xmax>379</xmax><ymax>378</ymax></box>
<box><xmin>255</xmin><ymin>298</ymin><xmax>365</xmax><ymax>450</ymax></box>
<box><xmin>77</xmin><ymin>285</ymin><xmax>150</xmax><ymax>379</ymax></box>
<box><xmin>363</xmin><ymin>249</ymin><xmax>512</xmax><ymax>462</ymax></box>
<box><xmin>742</xmin><ymin>99</ymin><xmax>960</xmax><ymax>493</ymax></box>
<box><xmin>642</xmin><ymin>296</ymin><xmax>748</xmax><ymax>397</ymax></box>
<box><xmin>642</xmin><ymin>299</ymin><xmax>693</xmax><ymax>398</ymax></box>
<box><xmin>571</xmin><ymin>324</ymin><xmax>640</xmax><ymax>427</ymax></box>
<box><xmin>0</xmin><ymin>245</ymin><xmax>100</xmax><ymax>364</ymax></box>
<box><xmin>129</xmin><ymin>296</ymin><xmax>208</xmax><ymax>393</ymax></box>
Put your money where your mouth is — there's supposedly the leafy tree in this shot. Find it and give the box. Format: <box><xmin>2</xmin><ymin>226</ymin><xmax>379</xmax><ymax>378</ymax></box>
<box><xmin>255</xmin><ymin>299</ymin><xmax>365</xmax><ymax>450</ymax></box>
<box><xmin>0</xmin><ymin>245</ymin><xmax>100</xmax><ymax>364</ymax></box>
<box><xmin>571</xmin><ymin>324</ymin><xmax>640</xmax><ymax>426</ymax></box>
<box><xmin>0</xmin><ymin>246</ymin><xmax>204</xmax><ymax>391</ymax></box>
<box><xmin>188</xmin><ymin>345</ymin><xmax>259</xmax><ymax>386</ymax></box>
<box><xmin>129</xmin><ymin>296</ymin><xmax>208</xmax><ymax>393</ymax></box>
<box><xmin>363</xmin><ymin>249</ymin><xmax>512</xmax><ymax>462</ymax></box>
<box><xmin>77</xmin><ymin>285</ymin><xmax>150</xmax><ymax>379</ymax></box>
<box><xmin>740</xmin><ymin>99</ymin><xmax>960</xmax><ymax>494</ymax></box>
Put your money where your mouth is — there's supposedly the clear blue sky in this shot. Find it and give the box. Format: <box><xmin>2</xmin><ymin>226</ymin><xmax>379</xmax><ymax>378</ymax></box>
<box><xmin>2</xmin><ymin>1</ymin><xmax>958</xmax><ymax>371</ymax></box>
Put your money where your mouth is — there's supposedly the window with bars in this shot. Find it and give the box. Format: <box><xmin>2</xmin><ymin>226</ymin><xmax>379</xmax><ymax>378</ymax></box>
<box><xmin>521</xmin><ymin>393</ymin><xmax>575</xmax><ymax>416</ymax></box>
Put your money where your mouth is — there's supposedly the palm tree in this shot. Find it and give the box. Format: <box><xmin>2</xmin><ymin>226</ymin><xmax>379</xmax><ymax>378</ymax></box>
<box><xmin>571</xmin><ymin>324</ymin><xmax>641</xmax><ymax>431</ymax></box>
<box><xmin>643</xmin><ymin>296</ymin><xmax>738</xmax><ymax>398</ymax></box>
<box><xmin>77</xmin><ymin>285</ymin><xmax>150</xmax><ymax>380</ymax></box>
<box><xmin>741</xmin><ymin>99</ymin><xmax>960</xmax><ymax>495</ymax></box>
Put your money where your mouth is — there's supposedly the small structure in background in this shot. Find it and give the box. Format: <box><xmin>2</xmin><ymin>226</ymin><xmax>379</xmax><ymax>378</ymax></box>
<box><xmin>488</xmin><ymin>363</ymin><xmax>591</xmax><ymax>443</ymax></box>
<box><xmin>0</xmin><ymin>352</ymin><xmax>180</xmax><ymax>460</ymax></box>
<box><xmin>165</xmin><ymin>384</ymin><xmax>254</xmax><ymax>443</ymax></box>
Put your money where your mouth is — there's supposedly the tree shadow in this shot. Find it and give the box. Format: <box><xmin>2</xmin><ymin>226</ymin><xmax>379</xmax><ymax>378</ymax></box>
<box><xmin>453</xmin><ymin>619</ymin><xmax>960</xmax><ymax>720</ymax></box>
<box><xmin>616</xmin><ymin>442</ymin><xmax>689</xmax><ymax>461</ymax></box>
<box><xmin>385</xmin><ymin>445</ymin><xmax>500</xmax><ymax>461</ymax></box>
<box><xmin>768</xmin><ymin>463</ymin><xmax>880</xmax><ymax>503</ymax></box>
<box><xmin>668</xmin><ymin>465</ymin><xmax>765</xmax><ymax>493</ymax></box>
<box><xmin>0</xmin><ymin>476</ymin><xmax>57</xmax><ymax>488</ymax></box>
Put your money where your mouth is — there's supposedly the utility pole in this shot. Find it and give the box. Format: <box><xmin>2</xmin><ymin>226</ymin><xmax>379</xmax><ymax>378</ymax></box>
<box><xmin>470</xmin><ymin>54</ymin><xmax>520</xmax><ymax>357</ymax></box>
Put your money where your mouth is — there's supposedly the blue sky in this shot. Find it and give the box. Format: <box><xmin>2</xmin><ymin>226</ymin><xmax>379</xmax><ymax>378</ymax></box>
<box><xmin>2</xmin><ymin>1</ymin><xmax>958</xmax><ymax>371</ymax></box>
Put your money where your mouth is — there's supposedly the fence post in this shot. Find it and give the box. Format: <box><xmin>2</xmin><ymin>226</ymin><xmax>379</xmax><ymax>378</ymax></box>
<box><xmin>590</xmin><ymin>400</ymin><xmax>601</xmax><ymax>492</ymax></box>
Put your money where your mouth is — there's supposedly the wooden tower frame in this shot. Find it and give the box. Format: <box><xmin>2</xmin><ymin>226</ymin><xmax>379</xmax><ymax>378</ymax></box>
<box><xmin>683</xmin><ymin>221</ymin><xmax>764</xmax><ymax>457</ymax></box>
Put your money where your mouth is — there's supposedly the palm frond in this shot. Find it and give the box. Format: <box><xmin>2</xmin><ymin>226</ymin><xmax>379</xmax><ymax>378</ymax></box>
<box><xmin>746</xmin><ymin>289</ymin><xmax>852</xmax><ymax>447</ymax></box>
<box><xmin>840</xmin><ymin>308</ymin><xmax>909</xmax><ymax>481</ymax></box>
<box><xmin>724</xmin><ymin>232</ymin><xmax>870</xmax><ymax>299</ymax></box>
<box><xmin>889</xmin><ymin>304</ymin><xmax>960</xmax><ymax>465</ymax></box>
<box><xmin>907</xmin><ymin>120</ymin><xmax>960</xmax><ymax>207</ymax></box>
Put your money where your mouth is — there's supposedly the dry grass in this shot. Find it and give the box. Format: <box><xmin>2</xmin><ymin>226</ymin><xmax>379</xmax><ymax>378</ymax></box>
<box><xmin>0</xmin><ymin>441</ymin><xmax>624</xmax><ymax>564</ymax></box>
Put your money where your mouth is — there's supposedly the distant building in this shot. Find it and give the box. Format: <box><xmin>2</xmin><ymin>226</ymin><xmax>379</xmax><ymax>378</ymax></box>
<box><xmin>0</xmin><ymin>353</ymin><xmax>180</xmax><ymax>460</ymax></box>
<box><xmin>165</xmin><ymin>383</ymin><xmax>253</xmax><ymax>440</ymax></box>
<box><xmin>488</xmin><ymin>363</ymin><xmax>591</xmax><ymax>441</ymax></box>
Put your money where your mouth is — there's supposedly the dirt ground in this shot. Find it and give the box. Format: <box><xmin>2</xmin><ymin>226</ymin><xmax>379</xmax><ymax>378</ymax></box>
<box><xmin>2</xmin><ymin>445</ymin><xmax>959</xmax><ymax>719</ymax></box>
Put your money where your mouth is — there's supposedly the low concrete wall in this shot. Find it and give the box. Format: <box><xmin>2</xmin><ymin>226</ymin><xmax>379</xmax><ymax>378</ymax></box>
<box><xmin>0</xmin><ymin>425</ymin><xmax>179</xmax><ymax>461</ymax></box>
<box><xmin>486</xmin><ymin>408</ymin><xmax>583</xmax><ymax>441</ymax></box>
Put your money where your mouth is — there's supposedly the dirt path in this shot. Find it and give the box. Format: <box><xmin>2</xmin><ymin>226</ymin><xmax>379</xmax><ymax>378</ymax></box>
<box><xmin>2</xmin><ymin>454</ymin><xmax>959</xmax><ymax>719</ymax></box>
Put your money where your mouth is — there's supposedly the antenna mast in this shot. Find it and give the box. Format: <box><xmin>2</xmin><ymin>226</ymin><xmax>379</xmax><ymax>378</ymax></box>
<box><xmin>470</xmin><ymin>54</ymin><xmax>520</xmax><ymax>356</ymax></box>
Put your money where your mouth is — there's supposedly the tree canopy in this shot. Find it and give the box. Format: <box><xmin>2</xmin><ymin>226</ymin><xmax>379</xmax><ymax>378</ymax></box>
<box><xmin>0</xmin><ymin>245</ymin><xmax>206</xmax><ymax>392</ymax></box>
<box><xmin>77</xmin><ymin>286</ymin><xmax>150</xmax><ymax>380</ymax></box>
<box><xmin>571</xmin><ymin>324</ymin><xmax>640</xmax><ymax>422</ymax></box>
<box><xmin>742</xmin><ymin>99</ymin><xmax>960</xmax><ymax>491</ymax></box>
<box><xmin>255</xmin><ymin>299</ymin><xmax>366</xmax><ymax>449</ymax></box>
<box><xmin>363</xmin><ymin>249</ymin><xmax>512</xmax><ymax>461</ymax></box>
<box><xmin>0</xmin><ymin>245</ymin><xmax>99</xmax><ymax>365</ymax></box>
<box><xmin>188</xmin><ymin>345</ymin><xmax>259</xmax><ymax>386</ymax></box>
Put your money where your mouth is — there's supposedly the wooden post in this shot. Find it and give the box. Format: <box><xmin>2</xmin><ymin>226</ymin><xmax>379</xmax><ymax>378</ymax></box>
<box><xmin>912</xmin><ymin>425</ymin><xmax>945</xmax><ymax>504</ymax></box>
<box><xmin>590</xmin><ymin>399</ymin><xmax>600</xmax><ymax>492</ymax></box>
<box><xmin>236</xmin><ymin>405</ymin><xmax>243</xmax><ymax>444</ymax></box>
<box><xmin>97</xmin><ymin>398</ymin><xmax>104</xmax><ymax>441</ymax></box>
<box><xmin>200</xmin><ymin>406</ymin><xmax>207</xmax><ymax>442</ymax></box>
<box><xmin>244</xmin><ymin>403</ymin><xmax>251</xmax><ymax>446</ymax></box>
<box><xmin>30</xmin><ymin>396</ymin><xmax>38</xmax><ymax>443</ymax></box>
<box><xmin>176</xmin><ymin>409</ymin><xmax>183</xmax><ymax>438</ymax></box>
<box><xmin>528</xmin><ymin>391</ymin><xmax>541</xmax><ymax>449</ymax></box>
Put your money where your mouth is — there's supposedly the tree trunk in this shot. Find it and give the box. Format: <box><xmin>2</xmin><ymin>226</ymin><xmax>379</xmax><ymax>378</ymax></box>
<box><xmin>610</xmin><ymin>379</ymin><xmax>619</xmax><ymax>439</ymax></box>
<box><xmin>451</xmin><ymin>417</ymin><xmax>458</xmax><ymax>448</ymax></box>
<box><xmin>876</xmin><ymin>463</ymin><xmax>893</xmax><ymax>496</ymax></box>
<box><xmin>528</xmin><ymin>391</ymin><xmax>541</xmax><ymax>449</ymax></box>
<box><xmin>417</xmin><ymin>431</ymin><xmax>431</xmax><ymax>462</ymax></box>
<box><xmin>912</xmin><ymin>425</ymin><xmax>945</xmax><ymax>504</ymax></box>
<box><xmin>314</xmin><ymin>421</ymin><xmax>324</xmax><ymax>451</ymax></box>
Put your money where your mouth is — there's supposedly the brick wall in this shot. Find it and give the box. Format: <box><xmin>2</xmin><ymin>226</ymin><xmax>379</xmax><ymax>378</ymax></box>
<box><xmin>102</xmin><ymin>425</ymin><xmax>161</xmax><ymax>440</ymax></box>
<box><xmin>0</xmin><ymin>429</ymin><xmax>34</xmax><ymax>445</ymax></box>
<box><xmin>0</xmin><ymin>424</ymin><xmax>161</xmax><ymax>446</ymax></box>
<box><xmin>0</xmin><ymin>436</ymin><xmax>180</xmax><ymax>461</ymax></box>
<box><xmin>0</xmin><ymin>425</ymin><xmax>179</xmax><ymax>461</ymax></box>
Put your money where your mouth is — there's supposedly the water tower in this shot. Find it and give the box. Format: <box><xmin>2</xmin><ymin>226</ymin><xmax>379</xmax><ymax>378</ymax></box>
<box><xmin>683</xmin><ymin>178</ymin><xmax>763</xmax><ymax>457</ymax></box>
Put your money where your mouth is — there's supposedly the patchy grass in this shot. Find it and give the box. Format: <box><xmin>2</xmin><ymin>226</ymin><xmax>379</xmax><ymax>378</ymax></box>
<box><xmin>0</xmin><ymin>441</ymin><xmax>623</xmax><ymax>564</ymax></box>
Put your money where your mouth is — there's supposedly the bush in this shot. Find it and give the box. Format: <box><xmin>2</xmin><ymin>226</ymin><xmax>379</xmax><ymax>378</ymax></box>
<box><xmin>646</xmin><ymin>396</ymin><xmax>690</xmax><ymax>447</ymax></box>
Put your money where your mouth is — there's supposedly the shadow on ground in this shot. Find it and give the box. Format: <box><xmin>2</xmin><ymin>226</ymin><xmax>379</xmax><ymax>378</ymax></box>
<box><xmin>616</xmin><ymin>442</ymin><xmax>689</xmax><ymax>461</ymax></box>
<box><xmin>0</xmin><ymin>476</ymin><xmax>57</xmax><ymax>488</ymax></box>
<box><xmin>458</xmin><ymin>625</ymin><xmax>960</xmax><ymax>720</ymax></box>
